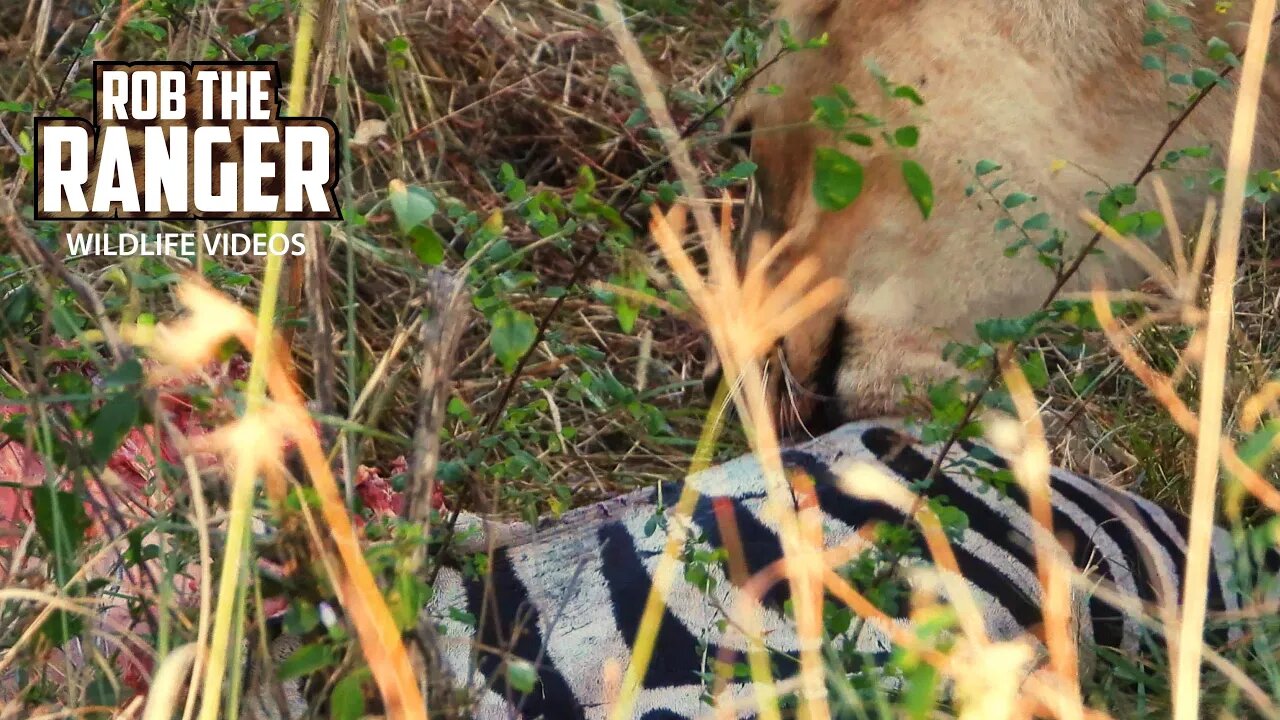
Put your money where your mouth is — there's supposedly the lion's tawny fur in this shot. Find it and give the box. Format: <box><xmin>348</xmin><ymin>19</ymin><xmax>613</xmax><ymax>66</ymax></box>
<box><xmin>728</xmin><ymin>0</ymin><xmax>1280</xmax><ymax>426</ymax></box>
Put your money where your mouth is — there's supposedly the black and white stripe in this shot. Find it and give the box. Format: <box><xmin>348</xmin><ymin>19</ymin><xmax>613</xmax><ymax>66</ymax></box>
<box><xmin>245</xmin><ymin>420</ymin><xmax>1277</xmax><ymax>719</ymax></box>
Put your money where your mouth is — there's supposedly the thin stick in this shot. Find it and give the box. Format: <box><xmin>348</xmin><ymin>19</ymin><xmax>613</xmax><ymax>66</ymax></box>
<box><xmin>406</xmin><ymin>270</ymin><xmax>469</xmax><ymax>530</ymax></box>
<box><xmin>396</xmin><ymin>269</ymin><xmax>467</xmax><ymax>709</ymax></box>
<box><xmin>304</xmin><ymin>221</ymin><xmax>336</xmax><ymax>430</ymax></box>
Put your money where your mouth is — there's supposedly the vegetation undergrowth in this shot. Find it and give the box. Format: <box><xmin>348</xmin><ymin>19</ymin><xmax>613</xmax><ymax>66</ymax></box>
<box><xmin>0</xmin><ymin>0</ymin><xmax>1277</xmax><ymax>718</ymax></box>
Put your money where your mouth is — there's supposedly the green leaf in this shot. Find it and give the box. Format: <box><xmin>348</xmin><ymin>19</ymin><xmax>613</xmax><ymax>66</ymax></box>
<box><xmin>975</xmin><ymin>312</ymin><xmax>1046</xmax><ymax>344</ymax></box>
<box><xmin>51</xmin><ymin>302</ymin><xmax>84</xmax><ymax>339</ymax></box>
<box><xmin>901</xmin><ymin>660</ymin><xmax>939</xmax><ymax>718</ymax></box>
<box><xmin>448</xmin><ymin>606</ymin><xmax>477</xmax><ymax>627</ymax></box>
<box><xmin>1180</xmin><ymin>144</ymin><xmax>1212</xmax><ymax>159</ymax></box>
<box><xmin>103</xmin><ymin>358</ymin><xmax>143</xmax><ymax>388</ymax></box>
<box><xmin>33</xmin><ymin>487</ymin><xmax>89</xmax><ymax>582</ymax></box>
<box><xmin>974</xmin><ymin>159</ymin><xmax>1002</xmax><ymax>176</ymax></box>
<box><xmin>893</xmin><ymin>125</ymin><xmax>920</xmax><ymax>148</ymax></box>
<box><xmin>85</xmin><ymin>673</ymin><xmax>119</xmax><ymax>707</ymax></box>
<box><xmin>90</xmin><ymin>391</ymin><xmax>140</xmax><ymax>464</ymax></box>
<box><xmin>284</xmin><ymin>600</ymin><xmax>320</xmax><ymax>635</ymax></box>
<box><xmin>278</xmin><ymin>641</ymin><xmax>336</xmax><ymax>680</ymax></box>
<box><xmin>900</xmin><ymin>160</ymin><xmax>933</xmax><ymax>219</ymax></box>
<box><xmin>1237</xmin><ymin>421</ymin><xmax>1280</xmax><ymax>471</ymax></box>
<box><xmin>1111</xmin><ymin>212</ymin><xmax>1142</xmax><ymax>235</ymax></box>
<box><xmin>39</xmin><ymin>610</ymin><xmax>83</xmax><ymax>648</ymax></box>
<box><xmin>614</xmin><ymin>299</ymin><xmax>639</xmax><ymax>333</ymax></box>
<box><xmin>2</xmin><ymin>284</ymin><xmax>34</xmax><ymax>331</ymax></box>
<box><xmin>929</xmin><ymin>498</ymin><xmax>970</xmax><ymax>534</ymax></box>
<box><xmin>386</xmin><ymin>36</ymin><xmax>409</xmax><ymax>53</ymax></box>
<box><xmin>388</xmin><ymin>570</ymin><xmax>432</xmax><ymax>630</ymax></box>
<box><xmin>330</xmin><ymin>669</ymin><xmax>370</xmax><ymax>720</ymax></box>
<box><xmin>812</xmin><ymin>148</ymin><xmax>864</xmax><ymax>211</ymax></box>
<box><xmin>366</xmin><ymin>91</ymin><xmax>398</xmax><ymax>115</ymax></box>
<box><xmin>831</xmin><ymin>84</ymin><xmax>856</xmax><ymax>108</ymax></box>
<box><xmin>1021</xmin><ymin>212</ymin><xmax>1053</xmax><ymax>231</ymax></box>
<box><xmin>724</xmin><ymin>160</ymin><xmax>757</xmax><ymax>180</ymax></box>
<box><xmin>811</xmin><ymin>95</ymin><xmax>847</xmax><ymax>130</ymax></box>
<box><xmin>506</xmin><ymin>659</ymin><xmax>538</xmax><ymax>694</ymax></box>
<box><xmin>1020</xmin><ymin>352</ymin><xmax>1049</xmax><ymax>390</ymax></box>
<box><xmin>710</xmin><ymin>161</ymin><xmax>757</xmax><ymax>189</ymax></box>
<box><xmin>489</xmin><ymin>308</ymin><xmax>538</xmax><ymax>373</ymax></box>
<box><xmin>1206</xmin><ymin>36</ymin><xmax>1235</xmax><ymax>63</ymax></box>
<box><xmin>409</xmin><ymin>226</ymin><xmax>445</xmax><ymax>265</ymax></box>
<box><xmin>892</xmin><ymin>85</ymin><xmax>925</xmax><ymax>105</ymax></box>
<box><xmin>1002</xmin><ymin>192</ymin><xmax>1034</xmax><ymax>209</ymax></box>
<box><xmin>126</xmin><ymin>19</ymin><xmax>167</xmax><ymax>41</ymax></box>
<box><xmin>1137</xmin><ymin>210</ymin><xmax>1166</xmax><ymax>236</ymax></box>
<box><xmin>624</xmin><ymin>108</ymin><xmax>648</xmax><ymax>128</ymax></box>
<box><xmin>1191</xmin><ymin>67</ymin><xmax>1220</xmax><ymax>90</ymax></box>
<box><xmin>388</xmin><ymin>182</ymin><xmax>437</xmax><ymax>234</ymax></box>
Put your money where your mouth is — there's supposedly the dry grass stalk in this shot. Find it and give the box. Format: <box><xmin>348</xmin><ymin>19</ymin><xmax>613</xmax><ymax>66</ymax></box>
<box><xmin>999</xmin><ymin>363</ymin><xmax>1084</xmax><ymax>720</ymax></box>
<box><xmin>693</xmin><ymin>450</ymin><xmax>1111</xmax><ymax>720</ymax></box>
<box><xmin>632</xmin><ymin>200</ymin><xmax>843</xmax><ymax>720</ymax></box>
<box><xmin>1089</xmin><ymin>286</ymin><xmax>1280</xmax><ymax>515</ymax></box>
<box><xmin>835</xmin><ymin>461</ymin><xmax>1096</xmax><ymax>720</ymax></box>
<box><xmin>1168</xmin><ymin>1</ymin><xmax>1276</xmax><ymax>715</ymax></box>
<box><xmin>1081</xmin><ymin>578</ymin><xmax>1279</xmax><ymax>719</ymax></box>
<box><xmin>141</xmin><ymin>643</ymin><xmax>198</xmax><ymax>720</ymax></box>
<box><xmin>178</xmin><ymin>454</ymin><xmax>214</xmax><ymax>720</ymax></box>
<box><xmin>595</xmin><ymin>3</ymin><xmax>844</xmax><ymax>716</ymax></box>
<box><xmin>145</xmin><ymin>281</ymin><xmax>427</xmax><ymax>720</ymax></box>
<box><xmin>707</xmin><ymin>494</ymin><xmax>755</xmax><ymax>720</ymax></box>
<box><xmin>182</xmin><ymin>2</ymin><xmax>333</xmax><ymax>715</ymax></box>
<box><xmin>1084</xmin><ymin>188</ymin><xmax>1280</xmax><ymax>718</ymax></box>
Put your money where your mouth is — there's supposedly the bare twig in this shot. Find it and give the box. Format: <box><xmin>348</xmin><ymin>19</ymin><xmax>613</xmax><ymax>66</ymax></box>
<box><xmin>406</xmin><ymin>270</ymin><xmax>470</xmax><ymax>531</ymax></box>
<box><xmin>408</xmin><ymin>270</ymin><xmax>469</xmax><ymax>720</ymax></box>
<box><xmin>304</xmin><ymin>222</ymin><xmax>337</xmax><ymax>431</ymax></box>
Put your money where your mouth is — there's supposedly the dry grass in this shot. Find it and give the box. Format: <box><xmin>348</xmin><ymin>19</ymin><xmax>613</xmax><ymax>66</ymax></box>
<box><xmin>1</xmin><ymin>0</ymin><xmax>757</xmax><ymax>513</ymax></box>
<box><xmin>1</xmin><ymin>0</ymin><xmax>753</xmax><ymax>715</ymax></box>
<box><xmin>1</xmin><ymin>0</ymin><xmax>1279</xmax><ymax>718</ymax></box>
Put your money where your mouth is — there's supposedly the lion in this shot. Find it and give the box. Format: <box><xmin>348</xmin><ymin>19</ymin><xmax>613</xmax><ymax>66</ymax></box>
<box><xmin>707</xmin><ymin>0</ymin><xmax>1280</xmax><ymax>437</ymax></box>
